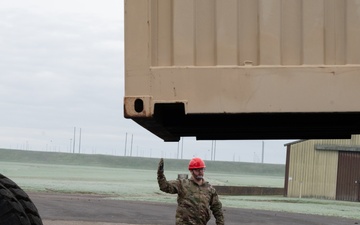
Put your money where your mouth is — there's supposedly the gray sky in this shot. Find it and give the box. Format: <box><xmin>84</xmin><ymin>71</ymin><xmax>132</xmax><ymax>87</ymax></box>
<box><xmin>0</xmin><ymin>0</ymin><xmax>294</xmax><ymax>164</ymax></box>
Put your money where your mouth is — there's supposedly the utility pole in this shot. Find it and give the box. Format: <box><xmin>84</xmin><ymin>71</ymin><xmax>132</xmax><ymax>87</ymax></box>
<box><xmin>73</xmin><ymin>127</ymin><xmax>76</xmax><ymax>153</ymax></box>
<box><xmin>181</xmin><ymin>137</ymin><xmax>184</xmax><ymax>159</ymax></box>
<box><xmin>177</xmin><ymin>141</ymin><xmax>180</xmax><ymax>159</ymax></box>
<box><xmin>213</xmin><ymin>140</ymin><xmax>217</xmax><ymax>161</ymax></box>
<box><xmin>211</xmin><ymin>141</ymin><xmax>214</xmax><ymax>161</ymax></box>
<box><xmin>124</xmin><ymin>132</ymin><xmax>128</xmax><ymax>156</ymax></box>
<box><xmin>78</xmin><ymin>128</ymin><xmax>82</xmax><ymax>153</ymax></box>
<box><xmin>261</xmin><ymin>141</ymin><xmax>264</xmax><ymax>164</ymax></box>
<box><xmin>130</xmin><ymin>134</ymin><xmax>133</xmax><ymax>156</ymax></box>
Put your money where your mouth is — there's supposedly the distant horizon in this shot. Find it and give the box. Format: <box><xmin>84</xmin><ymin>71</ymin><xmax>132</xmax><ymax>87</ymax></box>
<box><xmin>0</xmin><ymin>147</ymin><xmax>286</xmax><ymax>165</ymax></box>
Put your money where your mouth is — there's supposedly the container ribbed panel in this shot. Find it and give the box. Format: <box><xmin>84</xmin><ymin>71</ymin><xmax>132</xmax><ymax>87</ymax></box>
<box><xmin>150</xmin><ymin>0</ymin><xmax>360</xmax><ymax>66</ymax></box>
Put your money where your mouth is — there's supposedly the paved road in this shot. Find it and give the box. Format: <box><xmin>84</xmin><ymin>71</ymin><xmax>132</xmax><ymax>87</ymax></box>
<box><xmin>29</xmin><ymin>192</ymin><xmax>359</xmax><ymax>225</ymax></box>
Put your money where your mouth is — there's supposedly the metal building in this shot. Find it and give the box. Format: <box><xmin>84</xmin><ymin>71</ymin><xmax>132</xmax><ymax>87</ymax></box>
<box><xmin>285</xmin><ymin>135</ymin><xmax>360</xmax><ymax>202</ymax></box>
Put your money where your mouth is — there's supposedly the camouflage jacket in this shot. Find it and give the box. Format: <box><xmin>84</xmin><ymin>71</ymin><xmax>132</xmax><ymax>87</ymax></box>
<box><xmin>158</xmin><ymin>173</ymin><xmax>224</xmax><ymax>225</ymax></box>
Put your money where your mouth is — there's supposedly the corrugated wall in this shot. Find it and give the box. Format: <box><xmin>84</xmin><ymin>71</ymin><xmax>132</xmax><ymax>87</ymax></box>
<box><xmin>150</xmin><ymin>0</ymin><xmax>360</xmax><ymax>67</ymax></box>
<box><xmin>350</xmin><ymin>134</ymin><xmax>360</xmax><ymax>145</ymax></box>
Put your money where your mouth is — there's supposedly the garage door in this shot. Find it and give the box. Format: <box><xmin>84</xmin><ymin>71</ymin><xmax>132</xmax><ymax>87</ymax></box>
<box><xmin>336</xmin><ymin>151</ymin><xmax>360</xmax><ymax>201</ymax></box>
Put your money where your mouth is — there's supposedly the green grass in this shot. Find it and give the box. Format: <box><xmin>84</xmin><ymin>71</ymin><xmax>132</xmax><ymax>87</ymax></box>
<box><xmin>1</xmin><ymin>149</ymin><xmax>360</xmax><ymax>220</ymax></box>
<box><xmin>0</xmin><ymin>148</ymin><xmax>284</xmax><ymax>176</ymax></box>
<box><xmin>0</xmin><ymin>148</ymin><xmax>285</xmax><ymax>195</ymax></box>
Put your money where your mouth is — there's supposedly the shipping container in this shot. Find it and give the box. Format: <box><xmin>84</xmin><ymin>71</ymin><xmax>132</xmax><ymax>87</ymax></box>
<box><xmin>124</xmin><ymin>0</ymin><xmax>360</xmax><ymax>141</ymax></box>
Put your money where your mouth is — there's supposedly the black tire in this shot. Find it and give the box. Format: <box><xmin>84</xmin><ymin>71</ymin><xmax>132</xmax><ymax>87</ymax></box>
<box><xmin>0</xmin><ymin>183</ymin><xmax>31</xmax><ymax>225</ymax></box>
<box><xmin>0</xmin><ymin>174</ymin><xmax>43</xmax><ymax>225</ymax></box>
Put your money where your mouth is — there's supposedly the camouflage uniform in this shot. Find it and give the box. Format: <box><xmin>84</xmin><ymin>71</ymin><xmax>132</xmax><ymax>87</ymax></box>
<box><xmin>157</xmin><ymin>173</ymin><xmax>224</xmax><ymax>225</ymax></box>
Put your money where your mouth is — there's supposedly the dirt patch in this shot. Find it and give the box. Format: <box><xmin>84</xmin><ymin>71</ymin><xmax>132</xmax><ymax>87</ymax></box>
<box><xmin>213</xmin><ymin>185</ymin><xmax>284</xmax><ymax>195</ymax></box>
<box><xmin>30</xmin><ymin>192</ymin><xmax>360</xmax><ymax>225</ymax></box>
<box><xmin>43</xmin><ymin>221</ymin><xmax>138</xmax><ymax>225</ymax></box>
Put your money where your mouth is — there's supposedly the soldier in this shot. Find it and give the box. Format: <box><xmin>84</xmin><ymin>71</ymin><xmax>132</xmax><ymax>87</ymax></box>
<box><xmin>157</xmin><ymin>157</ymin><xmax>224</xmax><ymax>225</ymax></box>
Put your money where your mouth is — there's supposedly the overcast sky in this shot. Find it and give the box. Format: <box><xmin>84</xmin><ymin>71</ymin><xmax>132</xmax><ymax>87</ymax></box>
<box><xmin>0</xmin><ymin>0</ymin><xmax>295</xmax><ymax>164</ymax></box>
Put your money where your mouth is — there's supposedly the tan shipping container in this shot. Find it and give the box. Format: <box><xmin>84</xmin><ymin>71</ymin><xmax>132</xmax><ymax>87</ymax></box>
<box><xmin>124</xmin><ymin>0</ymin><xmax>360</xmax><ymax>141</ymax></box>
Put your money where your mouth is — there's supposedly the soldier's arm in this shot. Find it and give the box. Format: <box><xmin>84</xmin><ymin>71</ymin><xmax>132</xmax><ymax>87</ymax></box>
<box><xmin>157</xmin><ymin>158</ymin><xmax>179</xmax><ymax>194</ymax></box>
<box><xmin>210</xmin><ymin>190</ymin><xmax>224</xmax><ymax>225</ymax></box>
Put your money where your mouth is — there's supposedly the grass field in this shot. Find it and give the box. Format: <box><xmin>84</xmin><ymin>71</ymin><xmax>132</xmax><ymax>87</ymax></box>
<box><xmin>1</xmin><ymin>148</ymin><xmax>360</xmax><ymax>220</ymax></box>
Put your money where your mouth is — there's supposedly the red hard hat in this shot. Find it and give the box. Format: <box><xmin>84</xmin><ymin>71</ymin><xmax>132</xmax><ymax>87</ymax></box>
<box><xmin>188</xmin><ymin>157</ymin><xmax>206</xmax><ymax>170</ymax></box>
